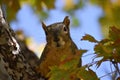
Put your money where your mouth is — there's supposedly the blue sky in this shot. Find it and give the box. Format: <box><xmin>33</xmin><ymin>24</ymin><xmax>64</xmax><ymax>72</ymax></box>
<box><xmin>10</xmin><ymin>0</ymin><xmax>112</xmax><ymax>80</ymax></box>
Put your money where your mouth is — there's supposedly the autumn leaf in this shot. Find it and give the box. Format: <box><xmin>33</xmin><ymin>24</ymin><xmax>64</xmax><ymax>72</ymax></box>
<box><xmin>77</xmin><ymin>67</ymin><xmax>99</xmax><ymax>80</ymax></box>
<box><xmin>81</xmin><ymin>34</ymin><xmax>98</xmax><ymax>43</ymax></box>
<box><xmin>0</xmin><ymin>0</ymin><xmax>20</xmax><ymax>21</ymax></box>
<box><xmin>72</xmin><ymin>16</ymin><xmax>80</xmax><ymax>27</ymax></box>
<box><xmin>99</xmin><ymin>39</ymin><xmax>110</xmax><ymax>44</ymax></box>
<box><xmin>48</xmin><ymin>66</ymin><xmax>70</xmax><ymax>80</ymax></box>
<box><xmin>94</xmin><ymin>43</ymin><xmax>113</xmax><ymax>61</ymax></box>
<box><xmin>109</xmin><ymin>26</ymin><xmax>120</xmax><ymax>40</ymax></box>
<box><xmin>42</xmin><ymin>0</ymin><xmax>55</xmax><ymax>9</ymax></box>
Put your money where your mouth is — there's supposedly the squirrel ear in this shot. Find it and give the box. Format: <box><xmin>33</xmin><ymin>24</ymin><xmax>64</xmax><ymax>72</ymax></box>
<box><xmin>63</xmin><ymin>16</ymin><xmax>70</xmax><ymax>28</ymax></box>
<box><xmin>42</xmin><ymin>21</ymin><xmax>48</xmax><ymax>35</ymax></box>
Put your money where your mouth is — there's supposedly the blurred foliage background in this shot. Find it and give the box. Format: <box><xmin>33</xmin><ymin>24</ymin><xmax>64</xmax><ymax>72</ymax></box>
<box><xmin>1</xmin><ymin>0</ymin><xmax>120</xmax><ymax>37</ymax></box>
<box><xmin>0</xmin><ymin>0</ymin><xmax>120</xmax><ymax>80</ymax></box>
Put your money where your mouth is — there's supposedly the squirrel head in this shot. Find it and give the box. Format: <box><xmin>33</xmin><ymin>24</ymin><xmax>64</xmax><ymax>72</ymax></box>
<box><xmin>42</xmin><ymin>16</ymin><xmax>72</xmax><ymax>48</ymax></box>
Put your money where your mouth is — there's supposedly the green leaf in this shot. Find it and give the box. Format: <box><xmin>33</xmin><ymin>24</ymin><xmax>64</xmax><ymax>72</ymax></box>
<box><xmin>90</xmin><ymin>0</ymin><xmax>99</xmax><ymax>5</ymax></box>
<box><xmin>48</xmin><ymin>66</ymin><xmax>76</xmax><ymax>80</ymax></box>
<box><xmin>48</xmin><ymin>49</ymin><xmax>87</xmax><ymax>80</ymax></box>
<box><xmin>94</xmin><ymin>43</ymin><xmax>104</xmax><ymax>54</ymax></box>
<box><xmin>48</xmin><ymin>66</ymin><xmax>69</xmax><ymax>80</ymax></box>
<box><xmin>39</xmin><ymin>11</ymin><xmax>49</xmax><ymax>20</ymax></box>
<box><xmin>94</xmin><ymin>43</ymin><xmax>113</xmax><ymax>57</ymax></box>
<box><xmin>60</xmin><ymin>58</ymin><xmax>77</xmax><ymax>70</ymax></box>
<box><xmin>42</xmin><ymin>0</ymin><xmax>55</xmax><ymax>9</ymax></box>
<box><xmin>88</xmin><ymin>68</ymin><xmax>99</xmax><ymax>80</ymax></box>
<box><xmin>99</xmin><ymin>39</ymin><xmax>110</xmax><ymax>44</ymax></box>
<box><xmin>109</xmin><ymin>26</ymin><xmax>120</xmax><ymax>40</ymax></box>
<box><xmin>1</xmin><ymin>0</ymin><xmax>20</xmax><ymax>21</ymax></box>
<box><xmin>72</xmin><ymin>16</ymin><xmax>80</xmax><ymax>27</ymax></box>
<box><xmin>78</xmin><ymin>67</ymin><xmax>99</xmax><ymax>80</ymax></box>
<box><xmin>81</xmin><ymin>34</ymin><xmax>98</xmax><ymax>43</ymax></box>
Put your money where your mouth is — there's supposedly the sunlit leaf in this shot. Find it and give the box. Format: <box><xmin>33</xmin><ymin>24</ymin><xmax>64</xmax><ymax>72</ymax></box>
<box><xmin>94</xmin><ymin>43</ymin><xmax>113</xmax><ymax>57</ymax></box>
<box><xmin>81</xmin><ymin>34</ymin><xmax>98</xmax><ymax>42</ymax></box>
<box><xmin>42</xmin><ymin>0</ymin><xmax>55</xmax><ymax>9</ymax></box>
<box><xmin>39</xmin><ymin>10</ymin><xmax>49</xmax><ymax>20</ymax></box>
<box><xmin>48</xmin><ymin>66</ymin><xmax>69</xmax><ymax>80</ymax></box>
<box><xmin>77</xmin><ymin>0</ymin><xmax>84</xmax><ymax>8</ymax></box>
<box><xmin>90</xmin><ymin>0</ymin><xmax>99</xmax><ymax>4</ymax></box>
<box><xmin>88</xmin><ymin>68</ymin><xmax>99</xmax><ymax>80</ymax></box>
<box><xmin>109</xmin><ymin>26</ymin><xmax>120</xmax><ymax>40</ymax></box>
<box><xmin>78</xmin><ymin>67</ymin><xmax>99</xmax><ymax>80</ymax></box>
<box><xmin>48</xmin><ymin>48</ymin><xmax>87</xmax><ymax>80</ymax></box>
<box><xmin>72</xmin><ymin>16</ymin><xmax>80</xmax><ymax>27</ymax></box>
<box><xmin>64</xmin><ymin>0</ymin><xmax>75</xmax><ymax>11</ymax></box>
<box><xmin>99</xmin><ymin>39</ymin><xmax>110</xmax><ymax>44</ymax></box>
<box><xmin>60</xmin><ymin>59</ymin><xmax>78</xmax><ymax>70</ymax></box>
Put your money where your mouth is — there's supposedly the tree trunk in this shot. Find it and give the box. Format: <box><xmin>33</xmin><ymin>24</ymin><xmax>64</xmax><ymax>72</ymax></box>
<box><xmin>0</xmin><ymin>5</ymin><xmax>40</xmax><ymax>80</ymax></box>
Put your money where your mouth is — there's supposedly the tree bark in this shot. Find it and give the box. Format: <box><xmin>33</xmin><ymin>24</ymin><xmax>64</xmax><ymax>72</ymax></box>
<box><xmin>0</xmin><ymin>5</ymin><xmax>40</xmax><ymax>80</ymax></box>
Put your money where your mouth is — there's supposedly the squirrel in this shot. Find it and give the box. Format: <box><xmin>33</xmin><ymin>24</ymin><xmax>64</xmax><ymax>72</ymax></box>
<box><xmin>37</xmin><ymin>16</ymin><xmax>81</xmax><ymax>79</ymax></box>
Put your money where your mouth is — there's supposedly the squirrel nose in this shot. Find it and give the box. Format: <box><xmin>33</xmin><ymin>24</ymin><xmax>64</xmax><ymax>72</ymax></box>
<box><xmin>53</xmin><ymin>37</ymin><xmax>60</xmax><ymax>42</ymax></box>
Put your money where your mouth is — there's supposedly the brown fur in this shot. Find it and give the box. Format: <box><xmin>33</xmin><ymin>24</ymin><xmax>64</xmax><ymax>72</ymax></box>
<box><xmin>37</xmin><ymin>16</ymin><xmax>81</xmax><ymax>78</ymax></box>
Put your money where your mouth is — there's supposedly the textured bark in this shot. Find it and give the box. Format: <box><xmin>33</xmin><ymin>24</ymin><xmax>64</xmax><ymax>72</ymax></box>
<box><xmin>0</xmin><ymin>5</ymin><xmax>40</xmax><ymax>80</ymax></box>
<box><xmin>16</xmin><ymin>31</ymin><xmax>39</xmax><ymax>68</ymax></box>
